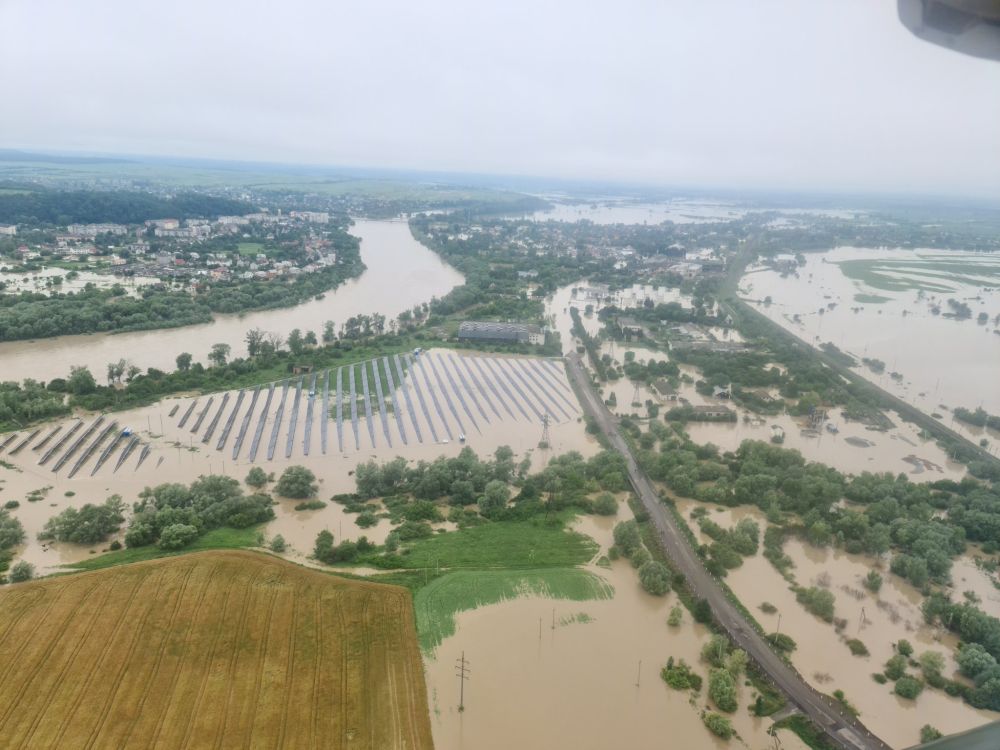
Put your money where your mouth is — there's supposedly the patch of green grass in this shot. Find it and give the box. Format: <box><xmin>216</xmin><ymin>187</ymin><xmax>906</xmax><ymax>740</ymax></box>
<box><xmin>414</xmin><ymin>568</ymin><xmax>613</xmax><ymax>653</ymax></box>
<box><xmin>65</xmin><ymin>526</ymin><xmax>261</xmax><ymax>572</ymax></box>
<box><xmin>398</xmin><ymin>517</ymin><xmax>598</xmax><ymax>570</ymax></box>
<box><xmin>853</xmin><ymin>293</ymin><xmax>891</xmax><ymax>304</ymax></box>
<box><xmin>236</xmin><ymin>241</ymin><xmax>266</xmax><ymax>256</ymax></box>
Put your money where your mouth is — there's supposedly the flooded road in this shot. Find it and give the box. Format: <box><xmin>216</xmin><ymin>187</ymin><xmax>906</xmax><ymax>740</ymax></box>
<box><xmin>0</xmin><ymin>219</ymin><xmax>465</xmax><ymax>383</ymax></box>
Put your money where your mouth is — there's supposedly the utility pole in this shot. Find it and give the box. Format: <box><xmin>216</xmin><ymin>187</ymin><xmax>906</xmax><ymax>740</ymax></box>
<box><xmin>455</xmin><ymin>651</ymin><xmax>470</xmax><ymax>712</ymax></box>
<box><xmin>539</xmin><ymin>413</ymin><xmax>551</xmax><ymax>447</ymax></box>
<box><xmin>635</xmin><ymin>660</ymin><xmax>642</xmax><ymax>687</ymax></box>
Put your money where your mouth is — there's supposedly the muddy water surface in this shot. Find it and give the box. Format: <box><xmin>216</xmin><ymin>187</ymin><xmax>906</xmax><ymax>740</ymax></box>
<box><xmin>0</xmin><ymin>219</ymin><xmax>464</xmax><ymax>383</ymax></box>
<box><xmin>674</xmin><ymin>500</ymin><xmax>997</xmax><ymax>748</ymax></box>
<box><xmin>424</xmin><ymin>509</ymin><xmax>811</xmax><ymax>750</ymax></box>
<box><xmin>0</xmin><ymin>350</ymin><xmax>597</xmax><ymax>574</ymax></box>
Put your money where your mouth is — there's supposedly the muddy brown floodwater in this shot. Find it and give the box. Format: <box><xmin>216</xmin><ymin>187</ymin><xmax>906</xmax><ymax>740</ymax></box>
<box><xmin>741</xmin><ymin>248</ymin><xmax>1000</xmax><ymax>456</ymax></box>
<box><xmin>0</xmin><ymin>350</ymin><xmax>598</xmax><ymax>575</ymax></box>
<box><xmin>424</xmin><ymin>509</ymin><xmax>812</xmax><ymax>750</ymax></box>
<box><xmin>0</xmin><ymin>218</ymin><xmax>465</xmax><ymax>384</ymax></box>
<box><xmin>675</xmin><ymin>500</ymin><xmax>998</xmax><ymax>748</ymax></box>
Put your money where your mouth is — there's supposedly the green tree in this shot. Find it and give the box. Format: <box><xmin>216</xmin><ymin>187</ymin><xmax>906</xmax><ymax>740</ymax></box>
<box><xmin>894</xmin><ymin>676</ymin><xmax>923</xmax><ymax>700</ymax></box>
<box><xmin>175</xmin><ymin>352</ymin><xmax>193</xmax><ymax>371</ymax></box>
<box><xmin>8</xmin><ymin>560</ymin><xmax>34</xmax><ymax>583</ymax></box>
<box><xmin>667</xmin><ymin>605</ymin><xmax>683</xmax><ymax>627</ymax></box>
<box><xmin>593</xmin><ymin>492</ymin><xmax>618</xmax><ymax>516</ymax></box>
<box><xmin>702</xmin><ymin>712</ymin><xmax>734</xmax><ymax>740</ymax></box>
<box><xmin>245</xmin><ymin>466</ymin><xmax>268</xmax><ymax>488</ymax></box>
<box><xmin>269</xmin><ymin>535</ymin><xmax>286</xmax><ymax>553</ymax></box>
<box><xmin>639</xmin><ymin>560</ymin><xmax>671</xmax><ymax>595</ymax></box>
<box><xmin>613</xmin><ymin>520</ymin><xmax>642</xmax><ymax>555</ymax></box>
<box><xmin>158</xmin><ymin>523</ymin><xmax>199</xmax><ymax>550</ymax></box>
<box><xmin>0</xmin><ymin>509</ymin><xmax>25</xmax><ymax>550</ymax></box>
<box><xmin>708</xmin><ymin>668</ymin><xmax>738</xmax><ymax>712</ymax></box>
<box><xmin>919</xmin><ymin>651</ymin><xmax>945</xmax><ymax>680</ymax></box>
<box><xmin>208</xmin><ymin>343</ymin><xmax>231</xmax><ymax>367</ymax></box>
<box><xmin>957</xmin><ymin>643</ymin><xmax>997</xmax><ymax>678</ymax></box>
<box><xmin>314</xmin><ymin>529</ymin><xmax>334</xmax><ymax>560</ymax></box>
<box><xmin>275</xmin><ymin>466</ymin><xmax>318</xmax><ymax>499</ymax></box>
<box><xmin>287</xmin><ymin>328</ymin><xmax>305</xmax><ymax>356</ymax></box>
<box><xmin>920</xmin><ymin>726</ymin><xmax>942</xmax><ymax>743</ymax></box>
<box><xmin>897</xmin><ymin>639</ymin><xmax>914</xmax><ymax>657</ymax></box>
<box><xmin>864</xmin><ymin>570</ymin><xmax>882</xmax><ymax>593</ymax></box>
<box><xmin>478</xmin><ymin>480</ymin><xmax>510</xmax><ymax>519</ymax></box>
<box><xmin>67</xmin><ymin>365</ymin><xmax>97</xmax><ymax>395</ymax></box>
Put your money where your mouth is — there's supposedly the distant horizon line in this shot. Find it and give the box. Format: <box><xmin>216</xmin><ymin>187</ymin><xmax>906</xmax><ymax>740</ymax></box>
<box><xmin>1</xmin><ymin>145</ymin><xmax>998</xmax><ymax>208</ymax></box>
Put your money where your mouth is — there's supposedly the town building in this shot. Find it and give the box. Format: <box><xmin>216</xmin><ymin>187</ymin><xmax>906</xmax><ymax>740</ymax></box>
<box><xmin>290</xmin><ymin>211</ymin><xmax>329</xmax><ymax>224</ymax></box>
<box><xmin>67</xmin><ymin>223</ymin><xmax>129</xmax><ymax>237</ymax></box>
<box><xmin>457</xmin><ymin>321</ymin><xmax>545</xmax><ymax>345</ymax></box>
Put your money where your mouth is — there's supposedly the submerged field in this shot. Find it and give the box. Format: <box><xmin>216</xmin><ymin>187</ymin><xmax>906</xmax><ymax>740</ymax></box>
<box><xmin>0</xmin><ymin>550</ymin><xmax>432</xmax><ymax>749</ymax></box>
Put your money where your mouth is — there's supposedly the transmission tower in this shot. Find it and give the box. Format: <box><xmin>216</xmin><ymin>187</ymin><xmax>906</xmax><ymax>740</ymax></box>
<box><xmin>455</xmin><ymin>651</ymin><xmax>471</xmax><ymax>712</ymax></box>
<box><xmin>539</xmin><ymin>413</ymin><xmax>551</xmax><ymax>446</ymax></box>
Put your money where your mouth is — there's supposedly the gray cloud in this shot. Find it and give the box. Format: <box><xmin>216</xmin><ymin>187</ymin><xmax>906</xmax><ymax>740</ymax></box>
<box><xmin>2</xmin><ymin>0</ymin><xmax>998</xmax><ymax>196</ymax></box>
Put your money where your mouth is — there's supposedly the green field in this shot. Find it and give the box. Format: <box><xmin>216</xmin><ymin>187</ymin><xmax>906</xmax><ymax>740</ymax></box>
<box><xmin>236</xmin><ymin>241</ymin><xmax>266</xmax><ymax>256</ymax></box>
<box><xmin>397</xmin><ymin>518</ymin><xmax>599</xmax><ymax>570</ymax></box>
<box><xmin>414</xmin><ymin>568</ymin><xmax>613</xmax><ymax>653</ymax></box>
<box><xmin>837</xmin><ymin>255</ymin><xmax>1000</xmax><ymax>293</ymax></box>
<box><xmin>66</xmin><ymin>526</ymin><xmax>261</xmax><ymax>571</ymax></box>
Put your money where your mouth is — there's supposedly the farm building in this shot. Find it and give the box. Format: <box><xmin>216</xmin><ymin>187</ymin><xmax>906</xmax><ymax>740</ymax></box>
<box><xmin>457</xmin><ymin>321</ymin><xmax>544</xmax><ymax>345</ymax></box>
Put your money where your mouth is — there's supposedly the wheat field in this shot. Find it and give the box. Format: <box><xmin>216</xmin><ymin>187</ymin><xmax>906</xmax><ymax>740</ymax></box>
<box><xmin>0</xmin><ymin>550</ymin><xmax>432</xmax><ymax>749</ymax></box>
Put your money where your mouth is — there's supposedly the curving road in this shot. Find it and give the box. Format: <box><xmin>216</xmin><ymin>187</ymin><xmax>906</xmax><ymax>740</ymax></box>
<box><xmin>565</xmin><ymin>352</ymin><xmax>890</xmax><ymax>750</ymax></box>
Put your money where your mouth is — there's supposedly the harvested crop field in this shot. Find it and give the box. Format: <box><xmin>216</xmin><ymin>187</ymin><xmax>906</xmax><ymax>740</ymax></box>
<box><xmin>0</xmin><ymin>550</ymin><xmax>432</xmax><ymax>749</ymax></box>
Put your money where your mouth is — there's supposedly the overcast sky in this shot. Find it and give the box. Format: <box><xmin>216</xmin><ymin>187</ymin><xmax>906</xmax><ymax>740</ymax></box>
<box><xmin>2</xmin><ymin>0</ymin><xmax>999</xmax><ymax>197</ymax></box>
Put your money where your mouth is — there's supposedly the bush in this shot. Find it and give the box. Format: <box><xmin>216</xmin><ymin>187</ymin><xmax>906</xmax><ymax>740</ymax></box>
<box><xmin>693</xmin><ymin>598</ymin><xmax>713</xmax><ymax>624</ymax></box>
<box><xmin>275</xmin><ymin>466</ymin><xmax>318</xmax><ymax>499</ymax></box>
<box><xmin>884</xmin><ymin>655</ymin><xmax>908</xmax><ymax>681</ymax></box>
<box><xmin>795</xmin><ymin>586</ymin><xmax>835</xmax><ymax>622</ymax></box>
<box><xmin>872</xmin><ymin>673</ymin><xmax>887</xmax><ymax>684</ymax></box>
<box><xmin>767</xmin><ymin>632</ymin><xmax>797</xmax><ymax>654</ymax></box>
<box><xmin>759</xmin><ymin>602</ymin><xmax>777</xmax><ymax>614</ymax></box>
<box><xmin>3</xmin><ymin>500</ymin><xmax>19</xmax><ymax>510</ymax></box>
<box><xmin>37</xmin><ymin>496</ymin><xmax>125</xmax><ymax>544</ymax></box>
<box><xmin>897</xmin><ymin>639</ymin><xmax>914</xmax><ymax>657</ymax></box>
<box><xmin>702</xmin><ymin>712</ymin><xmax>734</xmax><ymax>740</ymax></box>
<box><xmin>8</xmin><ymin>560</ymin><xmax>34</xmax><ymax>583</ymax></box>
<box><xmin>667</xmin><ymin>605</ymin><xmax>683</xmax><ymax>627</ymax></box>
<box><xmin>613</xmin><ymin>520</ymin><xmax>642</xmax><ymax>556</ymax></box>
<box><xmin>660</xmin><ymin>657</ymin><xmax>702</xmax><ymax>691</ymax></box>
<box><xmin>245</xmin><ymin>467</ymin><xmax>268</xmax><ymax>488</ymax></box>
<box><xmin>593</xmin><ymin>492</ymin><xmax>618</xmax><ymax>516</ymax></box>
<box><xmin>708</xmin><ymin>668</ymin><xmax>738</xmax><ymax>712</ymax></box>
<box><xmin>630</xmin><ymin>546</ymin><xmax>651</xmax><ymax>569</ymax></box>
<box><xmin>920</xmin><ymin>725</ymin><xmax>942</xmax><ymax>743</ymax></box>
<box><xmin>864</xmin><ymin>570</ymin><xmax>882</xmax><ymax>593</ymax></box>
<box><xmin>845</xmin><ymin>639</ymin><xmax>869</xmax><ymax>657</ymax></box>
<box><xmin>158</xmin><ymin>523</ymin><xmax>199</xmax><ymax>550</ymax></box>
<box><xmin>269</xmin><ymin>535</ymin><xmax>286</xmax><ymax>553</ymax></box>
<box><xmin>894</xmin><ymin>676</ymin><xmax>923</xmax><ymax>700</ymax></box>
<box><xmin>638</xmin><ymin>560</ymin><xmax>671</xmax><ymax>596</ymax></box>
<box><xmin>356</xmin><ymin>511</ymin><xmax>378</xmax><ymax>528</ymax></box>
<box><xmin>294</xmin><ymin>500</ymin><xmax>326</xmax><ymax>511</ymax></box>
<box><xmin>109</xmin><ymin>540</ymin><xmax>122</xmax><ymax>551</ymax></box>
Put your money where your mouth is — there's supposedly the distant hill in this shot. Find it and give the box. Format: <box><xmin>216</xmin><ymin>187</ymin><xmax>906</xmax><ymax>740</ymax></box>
<box><xmin>0</xmin><ymin>188</ymin><xmax>254</xmax><ymax>225</ymax></box>
<box><xmin>0</xmin><ymin>149</ymin><xmax>133</xmax><ymax>165</ymax></box>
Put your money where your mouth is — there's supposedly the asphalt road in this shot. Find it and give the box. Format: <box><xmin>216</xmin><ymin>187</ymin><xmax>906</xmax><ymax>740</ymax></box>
<box><xmin>565</xmin><ymin>353</ymin><xmax>891</xmax><ymax>750</ymax></box>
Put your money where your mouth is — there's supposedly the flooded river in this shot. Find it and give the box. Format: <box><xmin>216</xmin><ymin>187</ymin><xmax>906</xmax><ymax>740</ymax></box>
<box><xmin>0</xmin><ymin>219</ymin><xmax>464</xmax><ymax>383</ymax></box>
